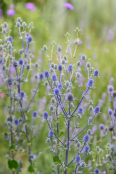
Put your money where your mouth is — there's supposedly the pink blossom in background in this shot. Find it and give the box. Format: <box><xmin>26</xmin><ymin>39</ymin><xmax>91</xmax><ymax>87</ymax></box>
<box><xmin>107</xmin><ymin>29</ymin><xmax>113</xmax><ymax>42</ymax></box>
<box><xmin>25</xmin><ymin>3</ymin><xmax>36</xmax><ymax>11</ymax></box>
<box><xmin>1</xmin><ymin>51</ymin><xmax>3</xmax><ymax>54</ymax></box>
<box><xmin>7</xmin><ymin>9</ymin><xmax>15</xmax><ymax>16</ymax></box>
<box><xmin>0</xmin><ymin>8</ymin><xmax>3</xmax><ymax>18</ymax></box>
<box><xmin>102</xmin><ymin>92</ymin><xmax>107</xmax><ymax>99</ymax></box>
<box><xmin>103</xmin><ymin>171</ymin><xmax>106</xmax><ymax>174</ymax></box>
<box><xmin>78</xmin><ymin>39</ymin><xmax>83</xmax><ymax>45</ymax></box>
<box><xmin>0</xmin><ymin>92</ymin><xmax>5</xmax><ymax>98</ymax></box>
<box><xmin>9</xmin><ymin>67</ymin><xmax>15</xmax><ymax>73</ymax></box>
<box><xmin>64</xmin><ymin>3</ymin><xmax>74</xmax><ymax>10</ymax></box>
<box><xmin>10</xmin><ymin>4</ymin><xmax>15</xmax><ymax>9</ymax></box>
<box><xmin>92</xmin><ymin>125</ymin><xmax>97</xmax><ymax>133</ymax></box>
<box><xmin>109</xmin><ymin>77</ymin><xmax>114</xmax><ymax>84</ymax></box>
<box><xmin>88</xmin><ymin>160</ymin><xmax>92</xmax><ymax>167</ymax></box>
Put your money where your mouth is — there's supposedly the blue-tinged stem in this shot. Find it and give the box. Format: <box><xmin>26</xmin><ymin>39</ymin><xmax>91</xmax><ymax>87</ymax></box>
<box><xmin>71</xmin><ymin>118</ymin><xmax>79</xmax><ymax>140</ymax></box>
<box><xmin>46</xmin><ymin>119</ymin><xmax>65</xmax><ymax>147</ymax></box>
<box><xmin>71</xmin><ymin>88</ymin><xmax>89</xmax><ymax>117</ymax></box>
<box><xmin>47</xmin><ymin>77</ymin><xmax>68</xmax><ymax>116</ymax></box>
<box><xmin>68</xmin><ymin>142</ymin><xmax>86</xmax><ymax>167</ymax></box>
<box><xmin>71</xmin><ymin>113</ymin><xmax>96</xmax><ymax>141</ymax></box>
<box><xmin>26</xmin><ymin>82</ymin><xmax>41</xmax><ymax>111</ymax></box>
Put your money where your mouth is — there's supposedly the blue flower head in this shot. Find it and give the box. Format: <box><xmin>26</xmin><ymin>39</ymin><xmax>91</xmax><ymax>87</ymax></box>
<box><xmin>8</xmin><ymin>36</ymin><xmax>13</xmax><ymax>42</ymax></box>
<box><xmin>108</xmin><ymin>109</ymin><xmax>113</xmax><ymax>115</ymax></box>
<box><xmin>43</xmin><ymin>111</ymin><xmax>49</xmax><ymax>119</ymax></box>
<box><xmin>54</xmin><ymin>88</ymin><xmax>60</xmax><ymax>96</ymax></box>
<box><xmin>25</xmin><ymin>33</ymin><xmax>29</xmax><ymax>37</ymax></box>
<box><xmin>87</xmin><ymin>79</ymin><xmax>94</xmax><ymax>88</ymax></box>
<box><xmin>0</xmin><ymin>57</ymin><xmax>3</xmax><ymax>64</ymax></box>
<box><xmin>27</xmin><ymin>35</ymin><xmax>33</xmax><ymax>43</ymax></box>
<box><xmin>94</xmin><ymin>106</ymin><xmax>100</xmax><ymax>114</ymax></box>
<box><xmin>49</xmin><ymin>131</ymin><xmax>54</xmax><ymax>138</ymax></box>
<box><xmin>20</xmin><ymin>91</ymin><xmax>25</xmax><ymax>99</ymax></box>
<box><xmin>19</xmin><ymin>58</ymin><xmax>24</xmax><ymax>65</ymax></box>
<box><xmin>110</xmin><ymin>144</ymin><xmax>115</xmax><ymax>151</ymax></box>
<box><xmin>32</xmin><ymin>111</ymin><xmax>38</xmax><ymax>118</ymax></box>
<box><xmin>94</xmin><ymin>168</ymin><xmax>100</xmax><ymax>174</ymax></box>
<box><xmin>58</xmin><ymin>64</ymin><xmax>62</xmax><ymax>71</ymax></box>
<box><xmin>14</xmin><ymin>119</ymin><xmax>19</xmax><ymax>126</ymax></box>
<box><xmin>93</xmin><ymin>70</ymin><xmax>99</xmax><ymax>77</ymax></box>
<box><xmin>78</xmin><ymin>107</ymin><xmax>84</xmax><ymax>114</ymax></box>
<box><xmin>83</xmin><ymin>134</ymin><xmax>90</xmax><ymax>143</ymax></box>
<box><xmin>108</xmin><ymin>85</ymin><xmax>114</xmax><ymax>93</ymax></box>
<box><xmin>39</xmin><ymin>72</ymin><xmax>44</xmax><ymax>80</ymax></box>
<box><xmin>75</xmin><ymin>155</ymin><xmax>81</xmax><ymax>163</ymax></box>
<box><xmin>99</xmin><ymin>124</ymin><xmax>105</xmax><ymax>130</ymax></box>
<box><xmin>30</xmin><ymin>154</ymin><xmax>36</xmax><ymax>159</ymax></box>
<box><xmin>7</xmin><ymin>77</ymin><xmax>13</xmax><ymax>85</ymax></box>
<box><xmin>51</xmin><ymin>74</ymin><xmax>57</xmax><ymax>81</ymax></box>
<box><xmin>67</xmin><ymin>93</ymin><xmax>73</xmax><ymax>101</ymax></box>
<box><xmin>13</xmin><ymin>61</ymin><xmax>18</xmax><ymax>67</ymax></box>
<box><xmin>58</xmin><ymin>83</ymin><xmax>63</xmax><ymax>89</ymax></box>
<box><xmin>44</xmin><ymin>70</ymin><xmax>49</xmax><ymax>78</ymax></box>
<box><xmin>84</xmin><ymin>145</ymin><xmax>90</xmax><ymax>153</ymax></box>
<box><xmin>68</xmin><ymin>64</ymin><xmax>73</xmax><ymax>72</ymax></box>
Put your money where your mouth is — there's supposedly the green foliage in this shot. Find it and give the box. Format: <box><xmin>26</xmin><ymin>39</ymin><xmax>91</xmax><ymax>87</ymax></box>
<box><xmin>28</xmin><ymin>165</ymin><xmax>35</xmax><ymax>173</ymax></box>
<box><xmin>8</xmin><ymin>159</ymin><xmax>18</xmax><ymax>169</ymax></box>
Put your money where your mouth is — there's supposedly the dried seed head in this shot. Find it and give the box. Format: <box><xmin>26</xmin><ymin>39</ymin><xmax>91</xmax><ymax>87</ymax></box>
<box><xmin>109</xmin><ymin>125</ymin><xmax>113</xmax><ymax>131</ymax></box>
<box><xmin>113</xmin><ymin>91</ymin><xmax>116</xmax><ymax>98</ymax></box>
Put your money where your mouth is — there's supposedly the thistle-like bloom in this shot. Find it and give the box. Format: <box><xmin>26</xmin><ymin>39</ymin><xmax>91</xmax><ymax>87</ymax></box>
<box><xmin>44</xmin><ymin>70</ymin><xmax>49</xmax><ymax>78</ymax></box>
<box><xmin>83</xmin><ymin>134</ymin><xmax>90</xmax><ymax>143</ymax></box>
<box><xmin>93</xmin><ymin>69</ymin><xmax>99</xmax><ymax>77</ymax></box>
<box><xmin>94</xmin><ymin>168</ymin><xmax>100</xmax><ymax>174</ymax></box>
<box><xmin>8</xmin><ymin>36</ymin><xmax>13</xmax><ymax>42</ymax></box>
<box><xmin>87</xmin><ymin>79</ymin><xmax>94</xmax><ymax>88</ymax></box>
<box><xmin>27</xmin><ymin>35</ymin><xmax>33</xmax><ymax>43</ymax></box>
<box><xmin>7</xmin><ymin>77</ymin><xmax>13</xmax><ymax>85</ymax></box>
<box><xmin>78</xmin><ymin>107</ymin><xmax>84</xmax><ymax>114</ymax></box>
<box><xmin>58</xmin><ymin>83</ymin><xmax>63</xmax><ymax>89</ymax></box>
<box><xmin>94</xmin><ymin>106</ymin><xmax>100</xmax><ymax>114</ymax></box>
<box><xmin>39</xmin><ymin>73</ymin><xmax>44</xmax><ymax>80</ymax></box>
<box><xmin>54</xmin><ymin>88</ymin><xmax>60</xmax><ymax>96</ymax></box>
<box><xmin>20</xmin><ymin>91</ymin><xmax>25</xmax><ymax>99</ymax></box>
<box><xmin>30</xmin><ymin>154</ymin><xmax>36</xmax><ymax>159</ymax></box>
<box><xmin>43</xmin><ymin>111</ymin><xmax>49</xmax><ymax>119</ymax></box>
<box><xmin>32</xmin><ymin>111</ymin><xmax>38</xmax><ymax>118</ymax></box>
<box><xmin>110</xmin><ymin>144</ymin><xmax>115</xmax><ymax>151</ymax></box>
<box><xmin>64</xmin><ymin>3</ymin><xmax>74</xmax><ymax>10</ymax></box>
<box><xmin>68</xmin><ymin>64</ymin><xmax>73</xmax><ymax>72</ymax></box>
<box><xmin>49</xmin><ymin>131</ymin><xmax>54</xmax><ymax>138</ymax></box>
<box><xmin>14</xmin><ymin>119</ymin><xmax>19</xmax><ymax>126</ymax></box>
<box><xmin>67</xmin><ymin>93</ymin><xmax>73</xmax><ymax>101</ymax></box>
<box><xmin>51</xmin><ymin>74</ymin><xmax>57</xmax><ymax>81</ymax></box>
<box><xmin>13</xmin><ymin>61</ymin><xmax>18</xmax><ymax>67</ymax></box>
<box><xmin>19</xmin><ymin>58</ymin><xmax>24</xmax><ymax>65</ymax></box>
<box><xmin>84</xmin><ymin>145</ymin><xmax>90</xmax><ymax>153</ymax></box>
<box><xmin>99</xmin><ymin>124</ymin><xmax>105</xmax><ymax>130</ymax></box>
<box><xmin>108</xmin><ymin>85</ymin><xmax>114</xmax><ymax>93</ymax></box>
<box><xmin>75</xmin><ymin>155</ymin><xmax>81</xmax><ymax>163</ymax></box>
<box><xmin>108</xmin><ymin>109</ymin><xmax>113</xmax><ymax>115</ymax></box>
<box><xmin>58</xmin><ymin>64</ymin><xmax>62</xmax><ymax>71</ymax></box>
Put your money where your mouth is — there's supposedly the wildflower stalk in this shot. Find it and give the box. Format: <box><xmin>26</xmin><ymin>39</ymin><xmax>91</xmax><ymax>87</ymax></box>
<box><xmin>17</xmin><ymin>78</ymin><xmax>33</xmax><ymax>165</ymax></box>
<box><xmin>71</xmin><ymin>113</ymin><xmax>96</xmax><ymax>141</ymax></box>
<box><xmin>56</xmin><ymin>105</ymin><xmax>60</xmax><ymax>174</ymax></box>
<box><xmin>64</xmin><ymin>72</ymin><xmax>71</xmax><ymax>174</ymax></box>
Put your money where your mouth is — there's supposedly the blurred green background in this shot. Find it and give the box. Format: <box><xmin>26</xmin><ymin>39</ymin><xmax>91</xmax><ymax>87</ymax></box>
<box><xmin>0</xmin><ymin>0</ymin><xmax>116</xmax><ymax>173</ymax></box>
